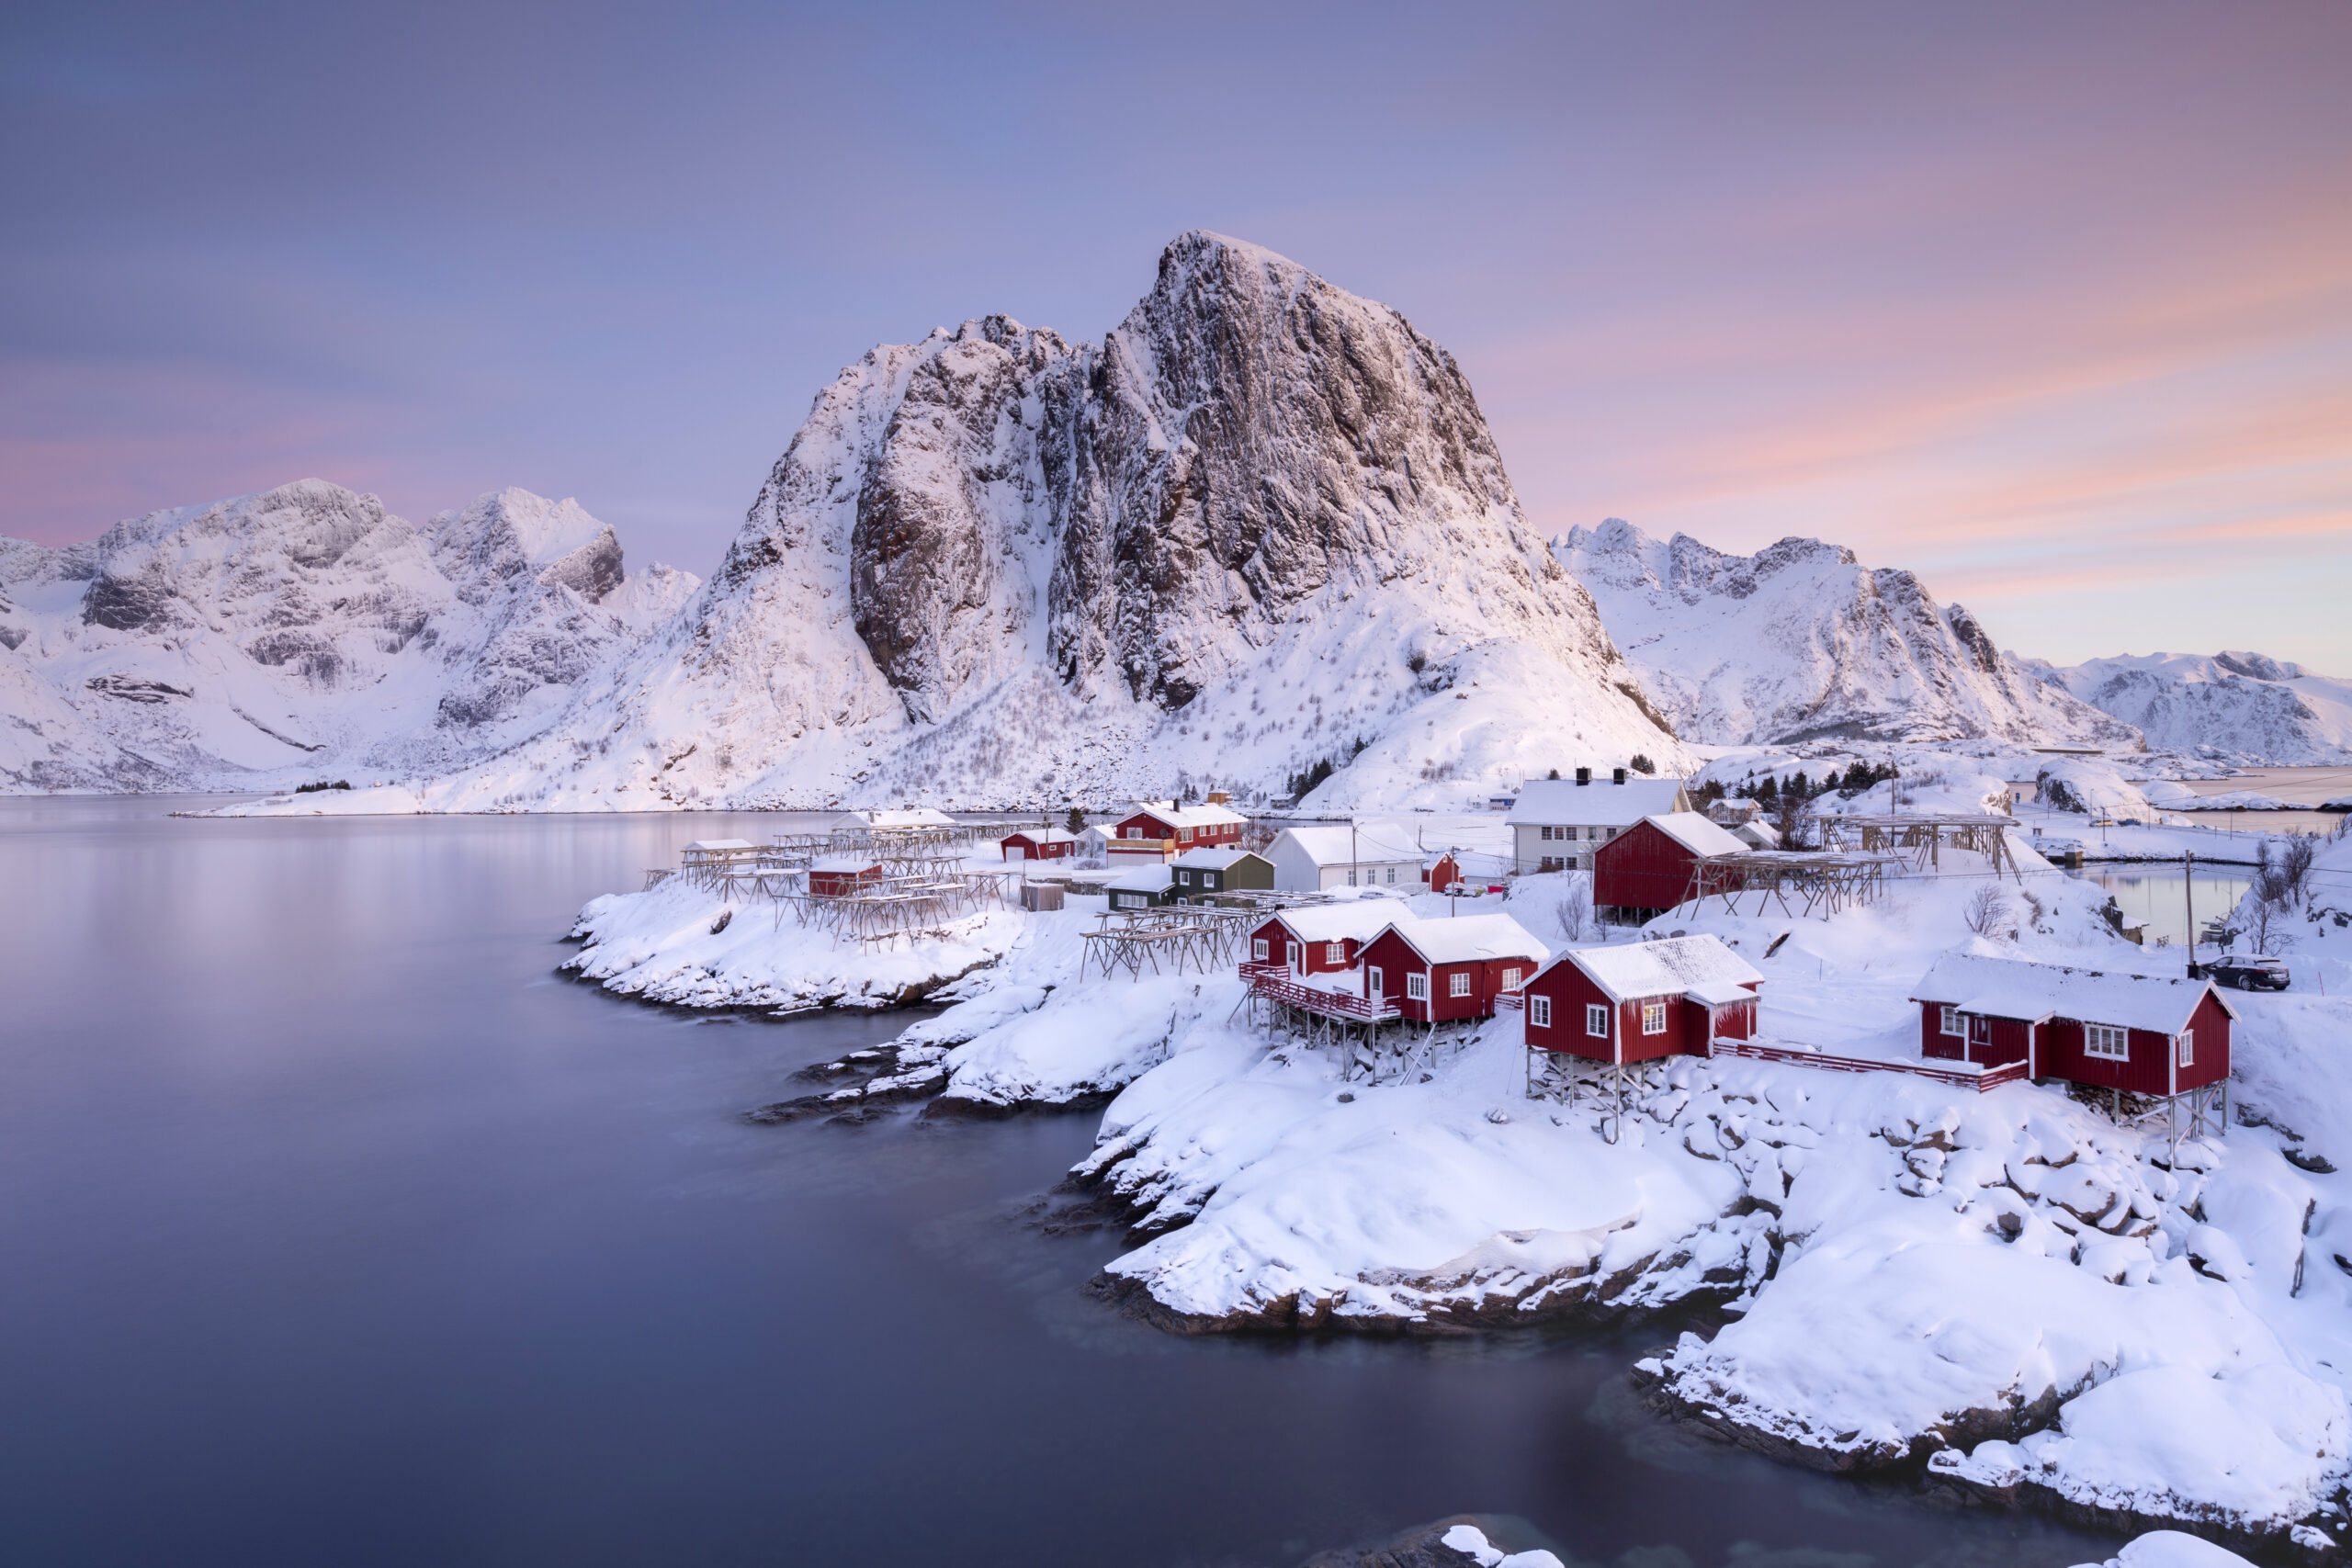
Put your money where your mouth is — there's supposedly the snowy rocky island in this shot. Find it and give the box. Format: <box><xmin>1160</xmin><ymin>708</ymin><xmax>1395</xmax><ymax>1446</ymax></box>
<box><xmin>564</xmin><ymin>783</ymin><xmax>2352</xmax><ymax>1559</ymax></box>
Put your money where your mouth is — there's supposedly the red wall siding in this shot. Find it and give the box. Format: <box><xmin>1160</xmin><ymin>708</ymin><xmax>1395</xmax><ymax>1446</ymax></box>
<box><xmin>809</xmin><ymin>866</ymin><xmax>880</xmax><ymax>896</ymax></box>
<box><xmin>1921</xmin><ymin>1003</ymin><xmax>1962</xmax><ymax>1061</ymax></box>
<box><xmin>1001</xmin><ymin>833</ymin><xmax>1071</xmax><ymax>861</ymax></box>
<box><xmin>1361</xmin><ymin>931</ymin><xmax>1539</xmax><ymax>1023</ymax></box>
<box><xmin>1246</xmin><ymin>918</ymin><xmax>1356</xmax><ymax>975</ymax></box>
<box><xmin>1593</xmin><ymin>821</ymin><xmax>1737</xmax><ymax>914</ymax></box>
<box><xmin>1523</xmin><ymin>963</ymin><xmax>1616</xmax><ymax>1060</ymax></box>
<box><xmin>2177</xmin><ymin>990</ymin><xmax>2232</xmax><ymax>1091</ymax></box>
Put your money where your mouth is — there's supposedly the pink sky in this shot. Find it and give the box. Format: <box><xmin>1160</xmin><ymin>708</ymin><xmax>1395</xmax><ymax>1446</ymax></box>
<box><xmin>4</xmin><ymin>3</ymin><xmax>2346</xmax><ymax>668</ymax></box>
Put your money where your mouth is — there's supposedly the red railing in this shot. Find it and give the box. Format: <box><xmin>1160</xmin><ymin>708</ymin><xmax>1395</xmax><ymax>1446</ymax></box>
<box><xmin>1707</xmin><ymin>1038</ymin><xmax>2030</xmax><ymax>1093</ymax></box>
<box><xmin>1494</xmin><ymin>991</ymin><xmax>1524</xmax><ymax>1013</ymax></box>
<box><xmin>1242</xmin><ymin>963</ymin><xmax>1402</xmax><ymax>1023</ymax></box>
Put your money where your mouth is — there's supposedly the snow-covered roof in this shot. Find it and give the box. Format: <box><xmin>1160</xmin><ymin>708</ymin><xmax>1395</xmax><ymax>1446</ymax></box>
<box><xmin>1107</xmin><ymin>865</ymin><xmax>1175</xmax><ymax>892</ymax></box>
<box><xmin>1640</xmin><ymin>812</ymin><xmax>1751</xmax><ymax>857</ymax></box>
<box><xmin>865</xmin><ymin>807</ymin><xmax>958</xmax><ymax>828</ymax></box>
<box><xmin>1271</xmin><ymin>821</ymin><xmax>1421</xmax><ymax>866</ymax></box>
<box><xmin>1172</xmin><ymin>847</ymin><xmax>1264</xmax><ymax>870</ymax></box>
<box><xmin>1264</xmin><ymin>903</ymin><xmax>1400</xmax><ymax>944</ymax></box>
<box><xmin>1733</xmin><ymin>820</ymin><xmax>1781</xmax><ymax>849</ymax></box>
<box><xmin>1909</xmin><ymin>951</ymin><xmax>2237</xmax><ymax>1035</ymax></box>
<box><xmin>1376</xmin><ymin>913</ymin><xmax>1546</xmax><ymax>965</ymax></box>
<box><xmin>810</xmin><ymin>854</ymin><xmax>881</xmax><ymax>873</ymax></box>
<box><xmin>1543</xmin><ymin>935</ymin><xmax>1763</xmax><ymax>1005</ymax></box>
<box><xmin>1123</xmin><ymin>801</ymin><xmax>1248</xmax><ymax>829</ymax></box>
<box><xmin>1006</xmin><ymin>827</ymin><xmax>1080</xmax><ymax>843</ymax></box>
<box><xmin>682</xmin><ymin>839</ymin><xmax>754</xmax><ymax>852</ymax></box>
<box><xmin>1507</xmin><ymin>777</ymin><xmax>1684</xmax><ymax>827</ymax></box>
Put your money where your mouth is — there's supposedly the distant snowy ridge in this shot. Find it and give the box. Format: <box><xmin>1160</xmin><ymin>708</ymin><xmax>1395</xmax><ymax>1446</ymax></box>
<box><xmin>400</xmin><ymin>231</ymin><xmax>1683</xmax><ymax>814</ymax></box>
<box><xmin>1555</xmin><ymin>519</ymin><xmax>2140</xmax><ymax>750</ymax></box>
<box><xmin>0</xmin><ymin>479</ymin><xmax>695</xmax><ymax>791</ymax></box>
<box><xmin>2023</xmin><ymin>651</ymin><xmax>2352</xmax><ymax>765</ymax></box>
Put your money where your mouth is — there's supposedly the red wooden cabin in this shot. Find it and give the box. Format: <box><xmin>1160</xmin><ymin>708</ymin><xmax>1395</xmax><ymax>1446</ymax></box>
<box><xmin>808</xmin><ymin>856</ymin><xmax>884</xmax><ymax>897</ymax></box>
<box><xmin>1909</xmin><ymin>952</ymin><xmax>2235</xmax><ymax>1095</ymax></box>
<box><xmin>1001</xmin><ymin>829</ymin><xmax>1077</xmax><ymax>862</ymax></box>
<box><xmin>1593</xmin><ymin>813</ymin><xmax>1749</xmax><ymax>922</ymax></box>
<box><xmin>1521</xmin><ymin>935</ymin><xmax>1763</xmax><ymax>1064</ymax></box>
<box><xmin>1244</xmin><ymin>905</ymin><xmax>1396</xmax><ymax>976</ymax></box>
<box><xmin>1423</xmin><ymin>852</ymin><xmax>1462</xmax><ymax>894</ymax></box>
<box><xmin>1355</xmin><ymin>914</ymin><xmax>1546</xmax><ymax>1025</ymax></box>
<box><xmin>1110</xmin><ymin>801</ymin><xmax>1249</xmax><ymax>862</ymax></box>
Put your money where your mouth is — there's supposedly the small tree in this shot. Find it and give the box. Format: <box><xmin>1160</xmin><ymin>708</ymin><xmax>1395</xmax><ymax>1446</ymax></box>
<box><xmin>1555</xmin><ymin>881</ymin><xmax>1593</xmax><ymax>942</ymax></box>
<box><xmin>1064</xmin><ymin>805</ymin><xmax>1087</xmax><ymax>836</ymax></box>
<box><xmin>1964</xmin><ymin>886</ymin><xmax>2009</xmax><ymax>938</ymax></box>
<box><xmin>1629</xmin><ymin>753</ymin><xmax>1656</xmax><ymax>775</ymax></box>
<box><xmin>1770</xmin><ymin>784</ymin><xmax>1813</xmax><ymax>850</ymax></box>
<box><xmin>1547</xmin><ymin>768</ymin><xmax>1561</xmax><ymax>780</ymax></box>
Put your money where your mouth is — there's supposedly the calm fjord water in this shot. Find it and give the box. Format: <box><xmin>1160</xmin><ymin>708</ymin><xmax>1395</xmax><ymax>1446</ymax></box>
<box><xmin>0</xmin><ymin>798</ymin><xmax>2113</xmax><ymax>1567</ymax></box>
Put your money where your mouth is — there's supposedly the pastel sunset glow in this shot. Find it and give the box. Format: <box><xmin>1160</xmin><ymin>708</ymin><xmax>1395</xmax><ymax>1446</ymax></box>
<box><xmin>5</xmin><ymin>1</ymin><xmax>2346</xmax><ymax>665</ymax></box>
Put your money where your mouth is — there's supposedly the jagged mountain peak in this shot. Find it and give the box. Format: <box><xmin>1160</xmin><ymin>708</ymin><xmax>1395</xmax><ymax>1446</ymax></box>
<box><xmin>1555</xmin><ymin>518</ymin><xmax>2138</xmax><ymax>748</ymax></box>
<box><xmin>431</xmin><ymin>489</ymin><xmax>623</xmax><ymax>604</ymax></box>
<box><xmin>418</xmin><ymin>232</ymin><xmax>1678</xmax><ymax>811</ymax></box>
<box><xmin>2025</xmin><ymin>649</ymin><xmax>2350</xmax><ymax>762</ymax></box>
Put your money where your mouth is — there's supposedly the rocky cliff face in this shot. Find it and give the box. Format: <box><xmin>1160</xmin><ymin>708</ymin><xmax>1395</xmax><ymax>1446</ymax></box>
<box><xmin>2024</xmin><ymin>651</ymin><xmax>2352</xmax><ymax>763</ymax></box>
<box><xmin>0</xmin><ymin>479</ymin><xmax>695</xmax><ymax>790</ymax></box>
<box><xmin>429</xmin><ymin>231</ymin><xmax>1680</xmax><ymax>811</ymax></box>
<box><xmin>1555</xmin><ymin>519</ymin><xmax>2141</xmax><ymax>749</ymax></box>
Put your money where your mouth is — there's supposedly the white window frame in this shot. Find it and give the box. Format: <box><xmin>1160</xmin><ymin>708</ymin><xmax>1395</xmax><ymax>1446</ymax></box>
<box><xmin>1368</xmin><ymin>965</ymin><xmax>1384</xmax><ymax>996</ymax></box>
<box><xmin>1587</xmin><ymin>1003</ymin><xmax>1610</xmax><ymax>1038</ymax></box>
<box><xmin>1406</xmin><ymin>973</ymin><xmax>1430</xmax><ymax>1001</ymax></box>
<box><xmin>1499</xmin><ymin>967</ymin><xmax>1521</xmax><ymax>992</ymax></box>
<box><xmin>1642</xmin><ymin>1001</ymin><xmax>1668</xmax><ymax>1035</ymax></box>
<box><xmin>1385</xmin><ymin>866</ymin><xmax>1396</xmax><ymax>885</ymax></box>
<box><xmin>1449</xmin><ymin>971</ymin><xmax>1471</xmax><ymax>998</ymax></box>
<box><xmin>2084</xmin><ymin>1022</ymin><xmax>2129</xmax><ymax>1061</ymax></box>
<box><xmin>1125</xmin><ymin>826</ymin><xmax>1141</xmax><ymax>840</ymax></box>
<box><xmin>1939</xmin><ymin>1005</ymin><xmax>1961</xmax><ymax>1037</ymax></box>
<box><xmin>1325</xmin><ymin>942</ymin><xmax>1345</xmax><ymax>965</ymax></box>
<box><xmin>1347</xmin><ymin>868</ymin><xmax>1358</xmax><ymax>886</ymax></box>
<box><xmin>2177</xmin><ymin>1029</ymin><xmax>2194</xmax><ymax>1067</ymax></box>
<box><xmin>1529</xmin><ymin>994</ymin><xmax>1552</xmax><ymax>1027</ymax></box>
<box><xmin>1541</xmin><ymin>825</ymin><xmax>1555</xmax><ymax>841</ymax></box>
<box><xmin>1177</xmin><ymin>870</ymin><xmax>1192</xmax><ymax>886</ymax></box>
<box><xmin>1251</xmin><ymin>938</ymin><xmax>1269</xmax><ymax>962</ymax></box>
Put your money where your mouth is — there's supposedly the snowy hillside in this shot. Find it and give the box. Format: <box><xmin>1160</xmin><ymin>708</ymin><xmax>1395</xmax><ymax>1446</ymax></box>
<box><xmin>1556</xmin><ymin>519</ymin><xmax>2139</xmax><ymax>750</ymax></box>
<box><xmin>403</xmin><ymin>231</ymin><xmax>1683</xmax><ymax>815</ymax></box>
<box><xmin>2026</xmin><ymin>652</ymin><xmax>2352</xmax><ymax>764</ymax></box>
<box><xmin>0</xmin><ymin>479</ymin><xmax>695</xmax><ymax>791</ymax></box>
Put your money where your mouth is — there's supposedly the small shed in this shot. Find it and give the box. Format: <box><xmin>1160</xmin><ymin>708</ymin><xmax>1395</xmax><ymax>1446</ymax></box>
<box><xmin>1001</xmin><ymin>828</ymin><xmax>1079</xmax><ymax>862</ymax></box>
<box><xmin>1424</xmin><ymin>852</ymin><xmax>1463</xmax><ymax>894</ymax></box>
<box><xmin>808</xmin><ymin>855</ymin><xmax>884</xmax><ymax>897</ymax></box>
<box><xmin>1521</xmin><ymin>935</ymin><xmax>1763</xmax><ymax>1064</ymax></box>
<box><xmin>1244</xmin><ymin>903</ymin><xmax>1397</xmax><ymax>975</ymax></box>
<box><xmin>1908</xmin><ymin>951</ymin><xmax>2235</xmax><ymax>1097</ymax></box>
<box><xmin>1593</xmin><ymin>813</ymin><xmax>1750</xmax><ymax>922</ymax></box>
<box><xmin>1357</xmin><ymin>913</ymin><xmax>1547</xmax><ymax>1025</ymax></box>
<box><xmin>1171</xmin><ymin>847</ymin><xmax>1274</xmax><ymax>902</ymax></box>
<box><xmin>1105</xmin><ymin>864</ymin><xmax>1177</xmax><ymax>910</ymax></box>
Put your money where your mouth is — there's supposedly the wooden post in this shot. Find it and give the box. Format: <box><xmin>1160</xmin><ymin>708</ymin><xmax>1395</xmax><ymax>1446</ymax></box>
<box><xmin>2183</xmin><ymin>852</ymin><xmax>2197</xmax><ymax>979</ymax></box>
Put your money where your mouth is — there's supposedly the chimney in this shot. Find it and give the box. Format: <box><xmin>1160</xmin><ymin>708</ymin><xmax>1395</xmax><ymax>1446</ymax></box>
<box><xmin>1613</xmin><ymin>766</ymin><xmax>1628</xmax><ymax>784</ymax></box>
<box><xmin>1575</xmin><ymin>767</ymin><xmax>1590</xmax><ymax>786</ymax></box>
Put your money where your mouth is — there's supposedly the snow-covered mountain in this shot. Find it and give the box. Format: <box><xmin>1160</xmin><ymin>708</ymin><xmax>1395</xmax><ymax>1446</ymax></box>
<box><xmin>2023</xmin><ymin>651</ymin><xmax>2352</xmax><ymax>763</ymax></box>
<box><xmin>1555</xmin><ymin>519</ymin><xmax>2142</xmax><ymax>750</ymax></box>
<box><xmin>418</xmin><ymin>231</ymin><xmax>1683</xmax><ymax>813</ymax></box>
<box><xmin>0</xmin><ymin>479</ymin><xmax>695</xmax><ymax>790</ymax></box>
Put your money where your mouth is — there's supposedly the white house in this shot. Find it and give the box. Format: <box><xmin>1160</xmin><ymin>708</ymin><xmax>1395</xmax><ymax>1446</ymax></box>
<box><xmin>1264</xmin><ymin>820</ymin><xmax>1425</xmax><ymax>892</ymax></box>
<box><xmin>1506</xmin><ymin>773</ymin><xmax>1690</xmax><ymax>874</ymax></box>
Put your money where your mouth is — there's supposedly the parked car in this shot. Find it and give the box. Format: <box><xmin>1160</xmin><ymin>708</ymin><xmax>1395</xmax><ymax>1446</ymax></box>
<box><xmin>2203</xmin><ymin>955</ymin><xmax>2290</xmax><ymax>991</ymax></box>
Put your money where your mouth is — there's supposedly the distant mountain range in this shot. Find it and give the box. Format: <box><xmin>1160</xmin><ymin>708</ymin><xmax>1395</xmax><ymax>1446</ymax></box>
<box><xmin>2020</xmin><ymin>650</ymin><xmax>2352</xmax><ymax>764</ymax></box>
<box><xmin>6</xmin><ymin>233</ymin><xmax>2342</xmax><ymax>804</ymax></box>
<box><xmin>0</xmin><ymin>481</ymin><xmax>694</xmax><ymax>791</ymax></box>
<box><xmin>1554</xmin><ymin>519</ymin><xmax>2138</xmax><ymax>749</ymax></box>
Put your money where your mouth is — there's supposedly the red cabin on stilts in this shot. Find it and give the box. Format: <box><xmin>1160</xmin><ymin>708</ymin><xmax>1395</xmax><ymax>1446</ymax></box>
<box><xmin>1520</xmin><ymin>935</ymin><xmax>1763</xmax><ymax>1064</ymax></box>
<box><xmin>1908</xmin><ymin>952</ymin><xmax>2235</xmax><ymax>1109</ymax></box>
<box><xmin>1353</xmin><ymin>914</ymin><xmax>1545</xmax><ymax>1025</ymax></box>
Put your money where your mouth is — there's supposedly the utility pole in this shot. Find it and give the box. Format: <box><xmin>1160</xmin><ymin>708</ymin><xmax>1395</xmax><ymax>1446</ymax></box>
<box><xmin>2183</xmin><ymin>851</ymin><xmax>2197</xmax><ymax>979</ymax></box>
